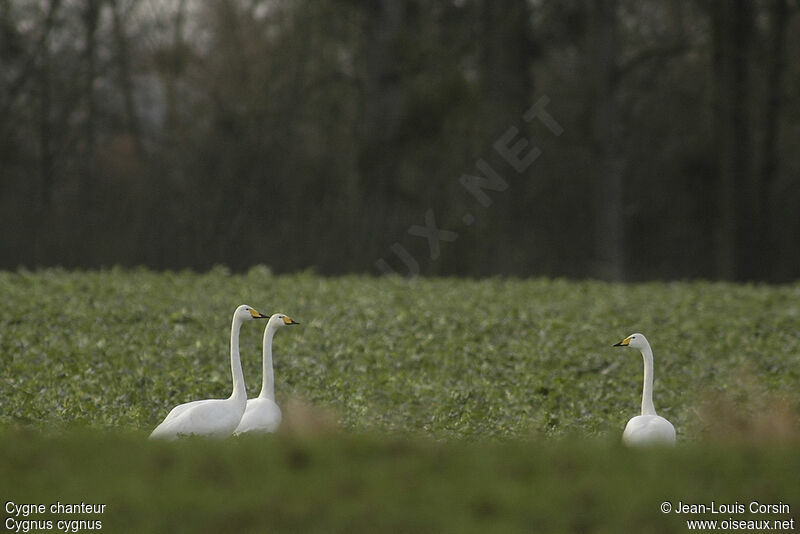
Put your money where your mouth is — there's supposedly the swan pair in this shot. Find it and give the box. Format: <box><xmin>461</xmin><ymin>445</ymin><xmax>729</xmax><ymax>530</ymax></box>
<box><xmin>149</xmin><ymin>305</ymin><xmax>298</xmax><ymax>440</ymax></box>
<box><xmin>613</xmin><ymin>333</ymin><xmax>676</xmax><ymax>446</ymax></box>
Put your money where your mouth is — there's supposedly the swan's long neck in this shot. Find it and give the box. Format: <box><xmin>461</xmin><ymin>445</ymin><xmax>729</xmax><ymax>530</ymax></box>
<box><xmin>639</xmin><ymin>342</ymin><xmax>657</xmax><ymax>416</ymax></box>
<box><xmin>259</xmin><ymin>323</ymin><xmax>277</xmax><ymax>401</ymax></box>
<box><xmin>229</xmin><ymin>315</ymin><xmax>247</xmax><ymax>402</ymax></box>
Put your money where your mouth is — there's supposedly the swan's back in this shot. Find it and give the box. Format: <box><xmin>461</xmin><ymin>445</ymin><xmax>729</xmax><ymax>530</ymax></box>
<box><xmin>155</xmin><ymin>399</ymin><xmax>207</xmax><ymax>427</ymax></box>
<box><xmin>622</xmin><ymin>415</ymin><xmax>676</xmax><ymax>446</ymax></box>
<box><xmin>149</xmin><ymin>398</ymin><xmax>246</xmax><ymax>440</ymax></box>
<box><xmin>234</xmin><ymin>397</ymin><xmax>282</xmax><ymax>435</ymax></box>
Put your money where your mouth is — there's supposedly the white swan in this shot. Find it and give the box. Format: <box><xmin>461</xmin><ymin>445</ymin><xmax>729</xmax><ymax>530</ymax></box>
<box><xmin>149</xmin><ymin>304</ymin><xmax>268</xmax><ymax>440</ymax></box>
<box><xmin>614</xmin><ymin>333</ymin><xmax>676</xmax><ymax>446</ymax></box>
<box><xmin>234</xmin><ymin>313</ymin><xmax>299</xmax><ymax>435</ymax></box>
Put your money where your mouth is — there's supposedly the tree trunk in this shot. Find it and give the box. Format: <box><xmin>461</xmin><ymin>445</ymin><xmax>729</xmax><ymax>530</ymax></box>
<box><xmin>591</xmin><ymin>0</ymin><xmax>625</xmax><ymax>281</ymax></box>
<box><xmin>357</xmin><ymin>0</ymin><xmax>406</xmax><ymax>199</ymax></box>
<box><xmin>356</xmin><ymin>0</ymin><xmax>407</xmax><ymax>268</ymax></box>
<box><xmin>111</xmin><ymin>0</ymin><xmax>143</xmax><ymax>156</ymax></box>
<box><xmin>82</xmin><ymin>0</ymin><xmax>100</xmax><ymax>162</ymax></box>
<box><xmin>758</xmin><ymin>0</ymin><xmax>788</xmax><ymax>281</ymax></box>
<box><xmin>163</xmin><ymin>0</ymin><xmax>187</xmax><ymax>140</ymax></box>
<box><xmin>478</xmin><ymin>0</ymin><xmax>533</xmax><ymax>275</ymax></box>
<box><xmin>33</xmin><ymin>0</ymin><xmax>63</xmax><ymax>264</ymax></box>
<box><xmin>711</xmin><ymin>0</ymin><xmax>754</xmax><ymax>281</ymax></box>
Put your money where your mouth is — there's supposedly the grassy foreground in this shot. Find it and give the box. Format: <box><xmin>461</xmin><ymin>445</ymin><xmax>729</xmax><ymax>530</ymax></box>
<box><xmin>1</xmin><ymin>268</ymin><xmax>799</xmax><ymax>532</ymax></box>
<box><xmin>1</xmin><ymin>430</ymin><xmax>799</xmax><ymax>534</ymax></box>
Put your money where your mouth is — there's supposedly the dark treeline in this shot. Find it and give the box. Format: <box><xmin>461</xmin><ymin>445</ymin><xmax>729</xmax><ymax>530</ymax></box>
<box><xmin>1</xmin><ymin>0</ymin><xmax>799</xmax><ymax>281</ymax></box>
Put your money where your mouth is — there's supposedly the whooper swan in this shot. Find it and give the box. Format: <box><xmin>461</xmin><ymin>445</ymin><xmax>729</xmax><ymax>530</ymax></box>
<box><xmin>613</xmin><ymin>333</ymin><xmax>676</xmax><ymax>446</ymax></box>
<box><xmin>234</xmin><ymin>314</ymin><xmax>299</xmax><ymax>435</ymax></box>
<box><xmin>149</xmin><ymin>304</ymin><xmax>268</xmax><ymax>440</ymax></box>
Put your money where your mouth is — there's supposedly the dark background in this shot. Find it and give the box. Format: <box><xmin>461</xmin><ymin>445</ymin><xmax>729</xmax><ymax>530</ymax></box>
<box><xmin>1</xmin><ymin>0</ymin><xmax>798</xmax><ymax>281</ymax></box>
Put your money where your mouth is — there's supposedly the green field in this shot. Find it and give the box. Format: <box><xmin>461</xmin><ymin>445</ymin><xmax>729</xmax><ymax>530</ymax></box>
<box><xmin>1</xmin><ymin>269</ymin><xmax>799</xmax><ymax>532</ymax></box>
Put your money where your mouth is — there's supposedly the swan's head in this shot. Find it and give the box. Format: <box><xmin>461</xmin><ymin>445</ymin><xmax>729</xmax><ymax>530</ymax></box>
<box><xmin>614</xmin><ymin>333</ymin><xmax>649</xmax><ymax>350</ymax></box>
<box><xmin>235</xmin><ymin>304</ymin><xmax>268</xmax><ymax>321</ymax></box>
<box><xmin>269</xmin><ymin>313</ymin><xmax>300</xmax><ymax>328</ymax></box>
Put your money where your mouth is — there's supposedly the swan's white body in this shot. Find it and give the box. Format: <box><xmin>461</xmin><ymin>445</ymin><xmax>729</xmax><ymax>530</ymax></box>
<box><xmin>236</xmin><ymin>397</ymin><xmax>282</xmax><ymax>434</ymax></box>
<box><xmin>623</xmin><ymin>414</ymin><xmax>676</xmax><ymax>445</ymax></box>
<box><xmin>614</xmin><ymin>333</ymin><xmax>676</xmax><ymax>447</ymax></box>
<box><xmin>149</xmin><ymin>305</ymin><xmax>267</xmax><ymax>440</ymax></box>
<box><xmin>235</xmin><ymin>314</ymin><xmax>298</xmax><ymax>435</ymax></box>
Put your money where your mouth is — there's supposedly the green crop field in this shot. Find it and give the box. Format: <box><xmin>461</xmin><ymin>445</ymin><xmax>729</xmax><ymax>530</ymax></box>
<box><xmin>1</xmin><ymin>268</ymin><xmax>799</xmax><ymax>533</ymax></box>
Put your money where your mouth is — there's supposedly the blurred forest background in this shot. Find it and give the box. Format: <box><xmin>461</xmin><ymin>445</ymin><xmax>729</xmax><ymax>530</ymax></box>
<box><xmin>1</xmin><ymin>0</ymin><xmax>799</xmax><ymax>281</ymax></box>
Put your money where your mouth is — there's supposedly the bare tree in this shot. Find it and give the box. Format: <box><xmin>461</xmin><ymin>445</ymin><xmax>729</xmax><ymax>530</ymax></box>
<box><xmin>110</xmin><ymin>0</ymin><xmax>142</xmax><ymax>156</ymax></box>
<box><xmin>82</xmin><ymin>0</ymin><xmax>101</xmax><ymax>163</ymax></box>
<box><xmin>477</xmin><ymin>0</ymin><xmax>534</xmax><ymax>275</ymax></box>
<box><xmin>589</xmin><ymin>0</ymin><xmax>625</xmax><ymax>281</ymax></box>
<box><xmin>33</xmin><ymin>0</ymin><xmax>63</xmax><ymax>263</ymax></box>
<box><xmin>710</xmin><ymin>0</ymin><xmax>755</xmax><ymax>280</ymax></box>
<box><xmin>758</xmin><ymin>0</ymin><xmax>790</xmax><ymax>280</ymax></box>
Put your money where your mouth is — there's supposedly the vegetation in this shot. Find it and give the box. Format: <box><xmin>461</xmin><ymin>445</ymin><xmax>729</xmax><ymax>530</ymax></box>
<box><xmin>1</xmin><ymin>269</ymin><xmax>799</xmax><ymax>532</ymax></box>
<box><xmin>2</xmin><ymin>269</ymin><xmax>799</xmax><ymax>438</ymax></box>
